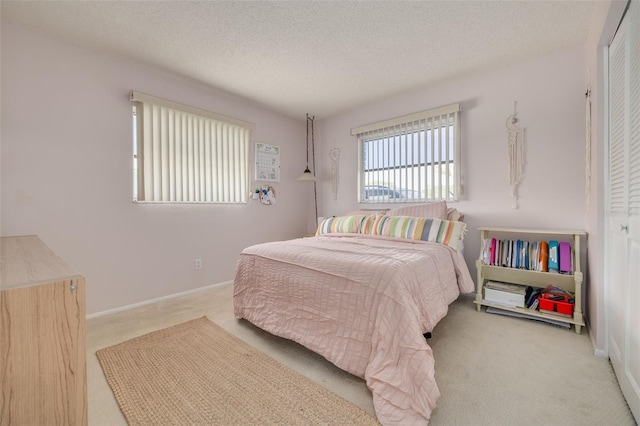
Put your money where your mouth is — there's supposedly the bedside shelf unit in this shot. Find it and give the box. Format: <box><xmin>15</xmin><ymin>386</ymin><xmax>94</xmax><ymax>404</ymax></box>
<box><xmin>474</xmin><ymin>227</ymin><xmax>587</xmax><ymax>334</ymax></box>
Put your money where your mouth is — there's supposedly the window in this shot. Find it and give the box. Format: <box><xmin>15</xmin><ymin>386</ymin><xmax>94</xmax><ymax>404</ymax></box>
<box><xmin>351</xmin><ymin>103</ymin><xmax>461</xmax><ymax>204</ymax></box>
<box><xmin>130</xmin><ymin>91</ymin><xmax>254</xmax><ymax>203</ymax></box>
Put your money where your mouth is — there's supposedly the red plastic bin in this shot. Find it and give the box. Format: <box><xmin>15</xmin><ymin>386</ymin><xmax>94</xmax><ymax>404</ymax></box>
<box><xmin>538</xmin><ymin>292</ymin><xmax>574</xmax><ymax>316</ymax></box>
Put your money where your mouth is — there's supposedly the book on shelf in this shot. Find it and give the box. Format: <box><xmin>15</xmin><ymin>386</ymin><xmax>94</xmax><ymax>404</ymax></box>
<box><xmin>505</xmin><ymin>240</ymin><xmax>512</xmax><ymax>267</ymax></box>
<box><xmin>525</xmin><ymin>286</ymin><xmax>543</xmax><ymax>309</ymax></box>
<box><xmin>481</xmin><ymin>238</ymin><xmax>492</xmax><ymax>265</ymax></box>
<box><xmin>491</xmin><ymin>238</ymin><xmax>497</xmax><ymax>265</ymax></box>
<box><xmin>486</xmin><ymin>307</ymin><xmax>570</xmax><ymax>328</ymax></box>
<box><xmin>548</xmin><ymin>240</ymin><xmax>559</xmax><ymax>272</ymax></box>
<box><xmin>538</xmin><ymin>240</ymin><xmax>549</xmax><ymax>272</ymax></box>
<box><xmin>518</xmin><ymin>239</ymin><xmax>527</xmax><ymax>269</ymax></box>
<box><xmin>485</xmin><ymin>281</ymin><xmax>527</xmax><ymax>294</ymax></box>
<box><xmin>480</xmin><ymin>237</ymin><xmax>572</xmax><ymax>274</ymax></box>
<box><xmin>530</xmin><ymin>242</ymin><xmax>539</xmax><ymax>270</ymax></box>
<box><xmin>539</xmin><ymin>308</ymin><xmax>572</xmax><ymax>318</ymax></box>
<box><xmin>559</xmin><ymin>241</ymin><xmax>572</xmax><ymax>273</ymax></box>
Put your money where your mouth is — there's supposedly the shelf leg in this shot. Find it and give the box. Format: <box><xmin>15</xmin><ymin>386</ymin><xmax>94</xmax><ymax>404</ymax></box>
<box><xmin>573</xmin><ymin>271</ymin><xmax>584</xmax><ymax>334</ymax></box>
<box><xmin>475</xmin><ymin>259</ymin><xmax>484</xmax><ymax>311</ymax></box>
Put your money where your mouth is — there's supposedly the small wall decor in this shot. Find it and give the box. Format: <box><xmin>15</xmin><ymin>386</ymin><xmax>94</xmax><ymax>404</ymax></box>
<box><xmin>255</xmin><ymin>143</ymin><xmax>280</xmax><ymax>182</ymax></box>
<box><xmin>330</xmin><ymin>146</ymin><xmax>341</xmax><ymax>201</ymax></box>
<box><xmin>259</xmin><ymin>185</ymin><xmax>276</xmax><ymax>205</ymax></box>
<box><xmin>506</xmin><ymin>102</ymin><xmax>525</xmax><ymax>209</ymax></box>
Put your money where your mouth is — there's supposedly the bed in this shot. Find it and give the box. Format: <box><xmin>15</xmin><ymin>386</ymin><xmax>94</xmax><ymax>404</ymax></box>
<box><xmin>233</xmin><ymin>205</ymin><xmax>474</xmax><ymax>425</ymax></box>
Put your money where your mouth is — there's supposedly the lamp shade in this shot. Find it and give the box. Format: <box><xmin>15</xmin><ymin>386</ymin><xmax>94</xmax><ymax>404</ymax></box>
<box><xmin>297</xmin><ymin>166</ymin><xmax>318</xmax><ymax>182</ymax></box>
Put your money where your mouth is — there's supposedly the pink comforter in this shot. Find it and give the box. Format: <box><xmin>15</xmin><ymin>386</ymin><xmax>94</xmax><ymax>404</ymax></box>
<box><xmin>233</xmin><ymin>234</ymin><xmax>474</xmax><ymax>425</ymax></box>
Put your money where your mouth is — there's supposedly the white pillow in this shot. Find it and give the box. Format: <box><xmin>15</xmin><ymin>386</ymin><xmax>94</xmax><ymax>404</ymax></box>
<box><xmin>386</xmin><ymin>201</ymin><xmax>448</xmax><ymax>220</ymax></box>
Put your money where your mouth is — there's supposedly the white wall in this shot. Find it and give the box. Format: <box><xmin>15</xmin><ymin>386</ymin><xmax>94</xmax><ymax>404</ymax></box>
<box><xmin>1</xmin><ymin>16</ymin><xmax>611</xmax><ymax>351</ymax></box>
<box><xmin>1</xmin><ymin>22</ymin><xmax>312</xmax><ymax>315</ymax></box>
<box><xmin>316</xmin><ymin>45</ymin><xmax>588</xmax><ymax>308</ymax></box>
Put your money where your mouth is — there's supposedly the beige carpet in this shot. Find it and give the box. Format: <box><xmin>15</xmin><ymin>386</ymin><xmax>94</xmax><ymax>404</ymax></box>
<box><xmin>88</xmin><ymin>284</ymin><xmax>637</xmax><ymax>426</ymax></box>
<box><xmin>96</xmin><ymin>316</ymin><xmax>378</xmax><ymax>425</ymax></box>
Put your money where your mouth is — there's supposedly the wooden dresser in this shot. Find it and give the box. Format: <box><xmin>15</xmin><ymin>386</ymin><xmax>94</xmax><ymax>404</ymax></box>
<box><xmin>0</xmin><ymin>235</ymin><xmax>87</xmax><ymax>425</ymax></box>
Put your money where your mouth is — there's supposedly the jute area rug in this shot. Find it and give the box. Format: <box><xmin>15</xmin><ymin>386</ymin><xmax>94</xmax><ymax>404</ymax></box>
<box><xmin>96</xmin><ymin>316</ymin><xmax>378</xmax><ymax>425</ymax></box>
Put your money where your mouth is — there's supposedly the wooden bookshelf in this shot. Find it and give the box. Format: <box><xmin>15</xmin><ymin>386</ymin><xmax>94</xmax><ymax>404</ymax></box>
<box><xmin>474</xmin><ymin>227</ymin><xmax>586</xmax><ymax>333</ymax></box>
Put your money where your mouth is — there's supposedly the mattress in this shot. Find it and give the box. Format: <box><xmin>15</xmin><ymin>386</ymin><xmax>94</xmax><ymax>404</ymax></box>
<box><xmin>233</xmin><ymin>234</ymin><xmax>474</xmax><ymax>425</ymax></box>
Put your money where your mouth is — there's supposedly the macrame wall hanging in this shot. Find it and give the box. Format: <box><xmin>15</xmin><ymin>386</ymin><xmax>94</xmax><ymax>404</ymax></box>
<box><xmin>506</xmin><ymin>102</ymin><xmax>525</xmax><ymax>209</ymax></box>
<box><xmin>329</xmin><ymin>146</ymin><xmax>341</xmax><ymax>201</ymax></box>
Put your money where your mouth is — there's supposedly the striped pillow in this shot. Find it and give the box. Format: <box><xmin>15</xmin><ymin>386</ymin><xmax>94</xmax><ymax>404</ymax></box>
<box><xmin>369</xmin><ymin>215</ymin><xmax>466</xmax><ymax>251</ymax></box>
<box><xmin>370</xmin><ymin>215</ymin><xmax>425</xmax><ymax>239</ymax></box>
<box><xmin>359</xmin><ymin>214</ymin><xmax>382</xmax><ymax>235</ymax></box>
<box><xmin>316</xmin><ymin>215</ymin><xmax>375</xmax><ymax>235</ymax></box>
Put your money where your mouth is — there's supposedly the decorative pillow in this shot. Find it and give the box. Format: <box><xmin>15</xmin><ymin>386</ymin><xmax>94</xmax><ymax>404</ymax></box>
<box><xmin>360</xmin><ymin>214</ymin><xmax>384</xmax><ymax>235</ymax></box>
<box><xmin>447</xmin><ymin>207</ymin><xmax>465</xmax><ymax>222</ymax></box>
<box><xmin>368</xmin><ymin>215</ymin><xmax>466</xmax><ymax>251</ymax></box>
<box><xmin>369</xmin><ymin>215</ymin><xmax>425</xmax><ymax>239</ymax></box>
<box><xmin>316</xmin><ymin>215</ymin><xmax>374</xmax><ymax>235</ymax></box>
<box><xmin>420</xmin><ymin>217</ymin><xmax>467</xmax><ymax>252</ymax></box>
<box><xmin>386</xmin><ymin>201</ymin><xmax>448</xmax><ymax>220</ymax></box>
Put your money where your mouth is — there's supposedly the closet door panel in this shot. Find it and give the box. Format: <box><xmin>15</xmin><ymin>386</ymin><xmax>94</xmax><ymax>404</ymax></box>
<box><xmin>625</xmin><ymin>1</ymin><xmax>640</xmax><ymax>416</ymax></box>
<box><xmin>608</xmin><ymin>1</ymin><xmax>640</xmax><ymax>421</ymax></box>
<box><xmin>608</xmin><ymin>228</ymin><xmax>626</xmax><ymax>366</ymax></box>
<box><xmin>608</xmin><ymin>7</ymin><xmax>628</xmax><ymax>380</ymax></box>
<box><xmin>628</xmin><ymin>240</ymin><xmax>640</xmax><ymax>395</ymax></box>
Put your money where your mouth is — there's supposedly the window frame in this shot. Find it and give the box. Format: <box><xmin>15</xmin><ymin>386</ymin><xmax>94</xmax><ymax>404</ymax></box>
<box><xmin>130</xmin><ymin>91</ymin><xmax>254</xmax><ymax>204</ymax></box>
<box><xmin>351</xmin><ymin>103</ymin><xmax>461</xmax><ymax>204</ymax></box>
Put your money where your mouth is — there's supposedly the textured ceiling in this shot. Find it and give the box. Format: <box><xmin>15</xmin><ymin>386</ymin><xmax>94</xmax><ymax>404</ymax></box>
<box><xmin>2</xmin><ymin>1</ymin><xmax>594</xmax><ymax>119</ymax></box>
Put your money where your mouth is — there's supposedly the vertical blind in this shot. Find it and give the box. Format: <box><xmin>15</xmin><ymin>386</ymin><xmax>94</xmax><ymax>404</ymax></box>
<box><xmin>130</xmin><ymin>91</ymin><xmax>254</xmax><ymax>203</ymax></box>
<box><xmin>351</xmin><ymin>103</ymin><xmax>461</xmax><ymax>203</ymax></box>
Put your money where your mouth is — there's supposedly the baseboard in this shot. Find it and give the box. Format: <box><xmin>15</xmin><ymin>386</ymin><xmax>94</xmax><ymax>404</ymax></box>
<box><xmin>586</xmin><ymin>316</ymin><xmax>609</xmax><ymax>358</ymax></box>
<box><xmin>86</xmin><ymin>280</ymin><xmax>233</xmax><ymax>319</ymax></box>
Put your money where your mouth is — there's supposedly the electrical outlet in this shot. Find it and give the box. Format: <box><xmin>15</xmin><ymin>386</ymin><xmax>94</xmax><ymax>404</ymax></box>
<box><xmin>194</xmin><ymin>258</ymin><xmax>202</xmax><ymax>270</ymax></box>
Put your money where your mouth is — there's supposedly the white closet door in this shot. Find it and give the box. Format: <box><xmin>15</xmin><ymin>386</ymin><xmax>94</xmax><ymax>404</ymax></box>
<box><xmin>608</xmin><ymin>0</ymin><xmax>640</xmax><ymax>421</ymax></box>
<box><xmin>627</xmin><ymin>2</ymin><xmax>640</xmax><ymax>419</ymax></box>
<box><xmin>608</xmin><ymin>0</ymin><xmax>627</xmax><ymax>376</ymax></box>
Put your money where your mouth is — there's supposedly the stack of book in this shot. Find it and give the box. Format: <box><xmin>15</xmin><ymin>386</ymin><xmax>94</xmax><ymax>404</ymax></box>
<box><xmin>483</xmin><ymin>281</ymin><xmax>529</xmax><ymax>308</ymax></box>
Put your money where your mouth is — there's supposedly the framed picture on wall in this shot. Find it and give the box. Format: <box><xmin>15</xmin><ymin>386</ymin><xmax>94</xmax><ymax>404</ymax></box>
<box><xmin>255</xmin><ymin>143</ymin><xmax>280</xmax><ymax>182</ymax></box>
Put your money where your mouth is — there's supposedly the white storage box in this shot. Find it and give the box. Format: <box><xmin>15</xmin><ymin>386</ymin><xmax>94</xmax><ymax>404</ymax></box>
<box><xmin>484</xmin><ymin>287</ymin><xmax>525</xmax><ymax>308</ymax></box>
